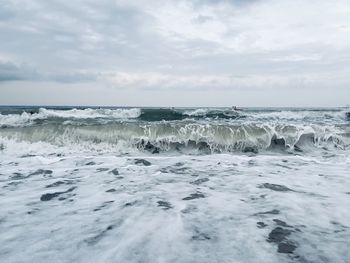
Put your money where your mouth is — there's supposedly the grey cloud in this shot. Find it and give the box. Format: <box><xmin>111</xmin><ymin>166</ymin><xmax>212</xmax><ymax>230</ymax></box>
<box><xmin>0</xmin><ymin>0</ymin><xmax>350</xmax><ymax>106</ymax></box>
<box><xmin>0</xmin><ymin>1</ymin><xmax>156</xmax><ymax>68</ymax></box>
<box><xmin>0</xmin><ymin>61</ymin><xmax>96</xmax><ymax>83</ymax></box>
<box><xmin>50</xmin><ymin>72</ymin><xmax>97</xmax><ymax>83</ymax></box>
<box><xmin>191</xmin><ymin>0</ymin><xmax>259</xmax><ymax>8</ymax></box>
<box><xmin>0</xmin><ymin>2</ymin><xmax>15</xmax><ymax>21</ymax></box>
<box><xmin>0</xmin><ymin>61</ymin><xmax>38</xmax><ymax>81</ymax></box>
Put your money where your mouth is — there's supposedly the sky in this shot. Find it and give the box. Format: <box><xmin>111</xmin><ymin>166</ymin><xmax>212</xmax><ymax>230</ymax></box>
<box><xmin>1</xmin><ymin>0</ymin><xmax>350</xmax><ymax>107</ymax></box>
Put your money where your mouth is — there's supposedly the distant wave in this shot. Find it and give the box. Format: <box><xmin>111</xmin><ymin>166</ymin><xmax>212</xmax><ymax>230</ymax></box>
<box><xmin>0</xmin><ymin>108</ymin><xmax>142</xmax><ymax>127</ymax></box>
<box><xmin>139</xmin><ymin>108</ymin><xmax>241</xmax><ymax>121</ymax></box>
<box><xmin>244</xmin><ymin>110</ymin><xmax>348</xmax><ymax>122</ymax></box>
<box><xmin>2</xmin><ymin>107</ymin><xmax>349</xmax><ymax>128</ymax></box>
<box><xmin>0</xmin><ymin>108</ymin><xmax>244</xmax><ymax>127</ymax></box>
<box><xmin>37</xmin><ymin>108</ymin><xmax>142</xmax><ymax>119</ymax></box>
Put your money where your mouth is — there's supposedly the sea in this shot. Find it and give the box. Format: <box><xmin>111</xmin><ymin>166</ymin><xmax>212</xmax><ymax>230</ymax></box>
<box><xmin>1</xmin><ymin>106</ymin><xmax>350</xmax><ymax>263</ymax></box>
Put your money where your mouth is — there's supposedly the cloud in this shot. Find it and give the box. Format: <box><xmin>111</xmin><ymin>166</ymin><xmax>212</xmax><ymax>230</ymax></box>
<box><xmin>139</xmin><ymin>0</ymin><xmax>350</xmax><ymax>53</ymax></box>
<box><xmin>269</xmin><ymin>54</ymin><xmax>322</xmax><ymax>62</ymax></box>
<box><xmin>0</xmin><ymin>0</ymin><xmax>350</xmax><ymax>106</ymax></box>
<box><xmin>192</xmin><ymin>15</ymin><xmax>213</xmax><ymax>24</ymax></box>
<box><xmin>102</xmin><ymin>70</ymin><xmax>350</xmax><ymax>92</ymax></box>
<box><xmin>0</xmin><ymin>60</ymin><xmax>96</xmax><ymax>83</ymax></box>
<box><xmin>0</xmin><ymin>61</ymin><xmax>37</xmax><ymax>81</ymax></box>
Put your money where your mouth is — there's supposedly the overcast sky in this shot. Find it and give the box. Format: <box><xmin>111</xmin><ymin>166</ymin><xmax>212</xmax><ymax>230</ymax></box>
<box><xmin>1</xmin><ymin>0</ymin><xmax>350</xmax><ymax>107</ymax></box>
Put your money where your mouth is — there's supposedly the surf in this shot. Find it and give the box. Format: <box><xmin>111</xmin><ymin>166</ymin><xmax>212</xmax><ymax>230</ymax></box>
<box><xmin>0</xmin><ymin>121</ymin><xmax>349</xmax><ymax>154</ymax></box>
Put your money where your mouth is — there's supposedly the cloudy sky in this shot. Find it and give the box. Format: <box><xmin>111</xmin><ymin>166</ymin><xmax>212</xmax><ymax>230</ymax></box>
<box><xmin>1</xmin><ymin>0</ymin><xmax>350</xmax><ymax>107</ymax></box>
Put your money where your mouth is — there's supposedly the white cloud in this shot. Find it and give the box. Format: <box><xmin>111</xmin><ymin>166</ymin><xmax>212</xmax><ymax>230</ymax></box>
<box><xmin>102</xmin><ymin>70</ymin><xmax>349</xmax><ymax>91</ymax></box>
<box><xmin>0</xmin><ymin>0</ymin><xmax>350</xmax><ymax>106</ymax></box>
<box><xmin>136</xmin><ymin>0</ymin><xmax>350</xmax><ymax>53</ymax></box>
<box><xmin>269</xmin><ymin>54</ymin><xmax>322</xmax><ymax>62</ymax></box>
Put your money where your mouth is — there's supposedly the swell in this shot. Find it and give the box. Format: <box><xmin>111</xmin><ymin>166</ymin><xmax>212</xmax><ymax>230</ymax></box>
<box><xmin>1</xmin><ymin>107</ymin><xmax>349</xmax><ymax>127</ymax></box>
<box><xmin>0</xmin><ymin>108</ymin><xmax>245</xmax><ymax>127</ymax></box>
<box><xmin>139</xmin><ymin>108</ymin><xmax>242</xmax><ymax>121</ymax></box>
<box><xmin>0</xmin><ymin>122</ymin><xmax>348</xmax><ymax>154</ymax></box>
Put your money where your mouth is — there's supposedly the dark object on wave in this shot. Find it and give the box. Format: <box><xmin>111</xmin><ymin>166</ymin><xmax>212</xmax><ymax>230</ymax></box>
<box><xmin>231</xmin><ymin>106</ymin><xmax>243</xmax><ymax>111</ymax></box>
<box><xmin>346</xmin><ymin>112</ymin><xmax>350</xmax><ymax>120</ymax></box>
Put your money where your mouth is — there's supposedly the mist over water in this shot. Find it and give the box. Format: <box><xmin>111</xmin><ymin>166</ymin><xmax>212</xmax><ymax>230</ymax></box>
<box><xmin>1</xmin><ymin>106</ymin><xmax>350</xmax><ymax>262</ymax></box>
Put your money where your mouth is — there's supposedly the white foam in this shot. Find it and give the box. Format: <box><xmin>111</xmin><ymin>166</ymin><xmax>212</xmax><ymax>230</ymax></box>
<box><xmin>0</xmin><ymin>108</ymin><xmax>141</xmax><ymax>127</ymax></box>
<box><xmin>37</xmin><ymin>108</ymin><xmax>141</xmax><ymax>119</ymax></box>
<box><xmin>245</xmin><ymin>109</ymin><xmax>349</xmax><ymax>123</ymax></box>
<box><xmin>183</xmin><ymin>108</ymin><xmax>209</xmax><ymax>116</ymax></box>
<box><xmin>0</xmin><ymin>112</ymin><xmax>34</xmax><ymax>127</ymax></box>
<box><xmin>1</xmin><ymin>151</ymin><xmax>350</xmax><ymax>262</ymax></box>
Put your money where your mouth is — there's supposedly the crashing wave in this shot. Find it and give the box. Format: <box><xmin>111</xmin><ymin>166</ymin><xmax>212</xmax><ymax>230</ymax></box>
<box><xmin>0</xmin><ymin>122</ymin><xmax>349</xmax><ymax>154</ymax></box>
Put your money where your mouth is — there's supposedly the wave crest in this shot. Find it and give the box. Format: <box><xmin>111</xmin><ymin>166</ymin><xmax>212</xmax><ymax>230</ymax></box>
<box><xmin>0</xmin><ymin>108</ymin><xmax>141</xmax><ymax>127</ymax></box>
<box><xmin>1</xmin><ymin>122</ymin><xmax>348</xmax><ymax>154</ymax></box>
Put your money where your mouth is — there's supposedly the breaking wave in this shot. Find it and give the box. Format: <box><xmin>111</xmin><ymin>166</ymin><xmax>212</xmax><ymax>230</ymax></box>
<box><xmin>1</xmin><ymin>107</ymin><xmax>349</xmax><ymax>155</ymax></box>
<box><xmin>0</xmin><ymin>122</ymin><xmax>349</xmax><ymax>154</ymax></box>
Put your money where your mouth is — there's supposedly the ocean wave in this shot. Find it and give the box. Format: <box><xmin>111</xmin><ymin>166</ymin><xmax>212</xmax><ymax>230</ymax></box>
<box><xmin>183</xmin><ymin>108</ymin><xmax>209</xmax><ymax>116</ymax></box>
<box><xmin>0</xmin><ymin>108</ymin><xmax>243</xmax><ymax>127</ymax></box>
<box><xmin>1</xmin><ymin>107</ymin><xmax>349</xmax><ymax>127</ymax></box>
<box><xmin>0</xmin><ymin>112</ymin><xmax>34</xmax><ymax>128</ymax></box>
<box><xmin>139</xmin><ymin>108</ymin><xmax>241</xmax><ymax>121</ymax></box>
<box><xmin>244</xmin><ymin>109</ymin><xmax>349</xmax><ymax>122</ymax></box>
<box><xmin>37</xmin><ymin>108</ymin><xmax>141</xmax><ymax>119</ymax></box>
<box><xmin>1</xmin><ymin>122</ymin><xmax>349</xmax><ymax>154</ymax></box>
<box><xmin>0</xmin><ymin>108</ymin><xmax>141</xmax><ymax>127</ymax></box>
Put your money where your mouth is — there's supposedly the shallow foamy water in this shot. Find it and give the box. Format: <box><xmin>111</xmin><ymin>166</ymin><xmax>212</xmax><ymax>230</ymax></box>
<box><xmin>1</xmin><ymin>146</ymin><xmax>350</xmax><ymax>263</ymax></box>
